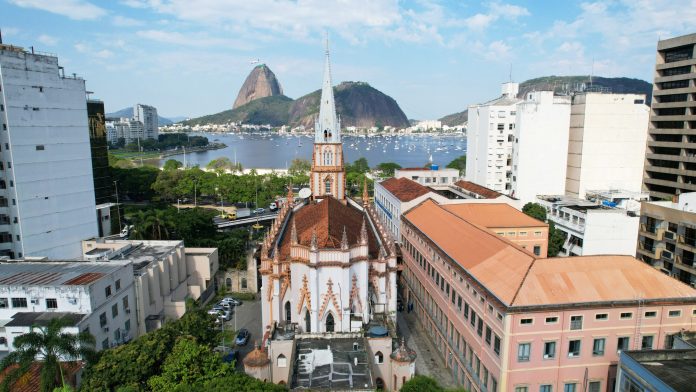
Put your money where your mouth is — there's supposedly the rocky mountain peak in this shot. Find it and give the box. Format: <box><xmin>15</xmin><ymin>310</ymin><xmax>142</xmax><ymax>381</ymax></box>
<box><xmin>233</xmin><ymin>64</ymin><xmax>283</xmax><ymax>109</ymax></box>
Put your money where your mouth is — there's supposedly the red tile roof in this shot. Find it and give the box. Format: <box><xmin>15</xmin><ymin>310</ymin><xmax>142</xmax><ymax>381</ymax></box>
<box><xmin>442</xmin><ymin>203</ymin><xmax>547</xmax><ymax>228</ymax></box>
<box><xmin>0</xmin><ymin>362</ymin><xmax>82</xmax><ymax>392</ymax></box>
<box><xmin>453</xmin><ymin>180</ymin><xmax>503</xmax><ymax>199</ymax></box>
<box><xmin>380</xmin><ymin>177</ymin><xmax>430</xmax><ymax>202</ymax></box>
<box><xmin>279</xmin><ymin>197</ymin><xmax>379</xmax><ymax>259</ymax></box>
<box><xmin>62</xmin><ymin>272</ymin><xmax>105</xmax><ymax>285</ymax></box>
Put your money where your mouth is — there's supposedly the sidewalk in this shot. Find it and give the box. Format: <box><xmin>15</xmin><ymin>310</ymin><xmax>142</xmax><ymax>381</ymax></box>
<box><xmin>397</xmin><ymin>311</ymin><xmax>456</xmax><ymax>388</ymax></box>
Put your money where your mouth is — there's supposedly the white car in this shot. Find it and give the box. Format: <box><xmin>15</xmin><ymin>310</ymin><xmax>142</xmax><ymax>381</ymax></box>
<box><xmin>220</xmin><ymin>297</ymin><xmax>241</xmax><ymax>306</ymax></box>
<box><xmin>253</xmin><ymin>207</ymin><xmax>265</xmax><ymax>214</ymax></box>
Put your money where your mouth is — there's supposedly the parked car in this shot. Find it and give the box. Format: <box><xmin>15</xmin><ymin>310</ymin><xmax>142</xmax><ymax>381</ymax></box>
<box><xmin>253</xmin><ymin>207</ymin><xmax>265</xmax><ymax>214</ymax></box>
<box><xmin>235</xmin><ymin>328</ymin><xmax>250</xmax><ymax>346</ymax></box>
<box><xmin>207</xmin><ymin>309</ymin><xmax>221</xmax><ymax>317</ymax></box>
<box><xmin>220</xmin><ymin>297</ymin><xmax>242</xmax><ymax>306</ymax></box>
<box><xmin>218</xmin><ymin>309</ymin><xmax>232</xmax><ymax>322</ymax></box>
<box><xmin>218</xmin><ymin>301</ymin><xmax>232</xmax><ymax>310</ymax></box>
<box><xmin>222</xmin><ymin>349</ymin><xmax>240</xmax><ymax>363</ymax></box>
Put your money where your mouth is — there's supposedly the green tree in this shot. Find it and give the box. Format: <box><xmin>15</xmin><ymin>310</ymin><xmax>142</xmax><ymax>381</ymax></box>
<box><xmin>347</xmin><ymin>157</ymin><xmax>370</xmax><ymax>174</ymax></box>
<box><xmin>400</xmin><ymin>376</ymin><xmax>444</xmax><ymax>392</ymax></box>
<box><xmin>376</xmin><ymin>162</ymin><xmax>401</xmax><ymax>177</ymax></box>
<box><xmin>206</xmin><ymin>158</ymin><xmax>234</xmax><ymax>174</ymax></box>
<box><xmin>163</xmin><ymin>159</ymin><xmax>183</xmax><ymax>171</ymax></box>
<box><xmin>522</xmin><ymin>202</ymin><xmax>547</xmax><ymax>222</ymax></box>
<box><xmin>152</xmin><ymin>169</ymin><xmax>185</xmax><ymax>201</ymax></box>
<box><xmin>187</xmin><ymin>373</ymin><xmax>287</xmax><ymax>392</ymax></box>
<box><xmin>288</xmin><ymin>158</ymin><xmax>311</xmax><ymax>176</ymax></box>
<box><xmin>147</xmin><ymin>337</ymin><xmax>230</xmax><ymax>392</ymax></box>
<box><xmin>130</xmin><ymin>209</ymin><xmax>175</xmax><ymax>240</ymax></box>
<box><xmin>169</xmin><ymin>308</ymin><xmax>218</xmax><ymax>347</ymax></box>
<box><xmin>0</xmin><ymin>318</ymin><xmax>95</xmax><ymax>392</ymax></box>
<box><xmin>446</xmin><ymin>154</ymin><xmax>466</xmax><ymax>174</ymax></box>
<box><xmin>548</xmin><ymin>222</ymin><xmax>567</xmax><ymax>257</ymax></box>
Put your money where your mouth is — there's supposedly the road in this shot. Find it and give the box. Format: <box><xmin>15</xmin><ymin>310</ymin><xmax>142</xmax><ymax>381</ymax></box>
<box><xmin>218</xmin><ymin>298</ymin><xmax>261</xmax><ymax>370</ymax></box>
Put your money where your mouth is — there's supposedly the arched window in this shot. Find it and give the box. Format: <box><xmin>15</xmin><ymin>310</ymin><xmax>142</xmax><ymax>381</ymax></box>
<box><xmin>304</xmin><ymin>310</ymin><xmax>311</xmax><ymax>332</ymax></box>
<box><xmin>375</xmin><ymin>351</ymin><xmax>384</xmax><ymax>364</ymax></box>
<box><xmin>277</xmin><ymin>354</ymin><xmax>287</xmax><ymax>368</ymax></box>
<box><xmin>325</xmin><ymin>179</ymin><xmax>331</xmax><ymax>195</ymax></box>
<box><xmin>375</xmin><ymin>378</ymin><xmax>384</xmax><ymax>391</ymax></box>
<box><xmin>241</xmin><ymin>278</ymin><xmax>247</xmax><ymax>289</ymax></box>
<box><xmin>225</xmin><ymin>278</ymin><xmax>231</xmax><ymax>290</ymax></box>
<box><xmin>325</xmin><ymin>313</ymin><xmax>334</xmax><ymax>332</ymax></box>
<box><xmin>285</xmin><ymin>301</ymin><xmax>291</xmax><ymax>322</ymax></box>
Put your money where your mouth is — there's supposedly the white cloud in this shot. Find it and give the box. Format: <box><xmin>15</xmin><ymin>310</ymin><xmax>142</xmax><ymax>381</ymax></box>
<box><xmin>37</xmin><ymin>34</ymin><xmax>58</xmax><ymax>46</ymax></box>
<box><xmin>464</xmin><ymin>2</ymin><xmax>531</xmax><ymax>31</ymax></box>
<box><xmin>8</xmin><ymin>0</ymin><xmax>107</xmax><ymax>20</ymax></box>
<box><xmin>485</xmin><ymin>40</ymin><xmax>512</xmax><ymax>60</ymax></box>
<box><xmin>113</xmin><ymin>15</ymin><xmax>144</xmax><ymax>27</ymax></box>
<box><xmin>95</xmin><ymin>49</ymin><xmax>114</xmax><ymax>59</ymax></box>
<box><xmin>120</xmin><ymin>0</ymin><xmax>149</xmax><ymax>8</ymax></box>
<box><xmin>1</xmin><ymin>27</ymin><xmax>20</xmax><ymax>37</ymax></box>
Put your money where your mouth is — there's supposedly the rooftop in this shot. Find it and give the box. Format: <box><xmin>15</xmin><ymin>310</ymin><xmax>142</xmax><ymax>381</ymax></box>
<box><xmin>6</xmin><ymin>312</ymin><xmax>86</xmax><ymax>327</ymax></box>
<box><xmin>622</xmin><ymin>349</ymin><xmax>696</xmax><ymax>392</ymax></box>
<box><xmin>453</xmin><ymin>180</ymin><xmax>503</xmax><ymax>199</ymax></box>
<box><xmin>0</xmin><ymin>261</ymin><xmax>128</xmax><ymax>287</ymax></box>
<box><xmin>0</xmin><ymin>361</ymin><xmax>82</xmax><ymax>392</ymax></box>
<box><xmin>379</xmin><ymin>177</ymin><xmax>430</xmax><ymax>202</ymax></box>
<box><xmin>96</xmin><ymin>240</ymin><xmax>182</xmax><ymax>272</ymax></box>
<box><xmin>404</xmin><ymin>200</ymin><xmax>696</xmax><ymax>308</ymax></box>
<box><xmin>292</xmin><ymin>337</ymin><xmax>373</xmax><ymax>390</ymax></box>
<box><xmin>442</xmin><ymin>203</ymin><xmax>547</xmax><ymax>229</ymax></box>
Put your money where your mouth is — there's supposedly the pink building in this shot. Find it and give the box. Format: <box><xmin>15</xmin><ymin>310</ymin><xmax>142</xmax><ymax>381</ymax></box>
<box><xmin>400</xmin><ymin>199</ymin><xmax>696</xmax><ymax>392</ymax></box>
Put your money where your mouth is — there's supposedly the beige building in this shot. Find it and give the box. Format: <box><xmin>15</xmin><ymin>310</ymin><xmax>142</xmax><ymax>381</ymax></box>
<box><xmin>566</xmin><ymin>92</ymin><xmax>649</xmax><ymax>199</ymax></box>
<box><xmin>637</xmin><ymin>192</ymin><xmax>696</xmax><ymax>286</ymax></box>
<box><xmin>82</xmin><ymin>239</ymin><xmax>218</xmax><ymax>337</ymax></box>
<box><xmin>643</xmin><ymin>33</ymin><xmax>696</xmax><ymax>200</ymax></box>
<box><xmin>218</xmin><ymin>249</ymin><xmax>258</xmax><ymax>294</ymax></box>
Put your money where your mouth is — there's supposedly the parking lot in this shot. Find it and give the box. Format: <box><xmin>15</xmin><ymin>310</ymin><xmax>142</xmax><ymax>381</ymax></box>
<box><xmin>214</xmin><ymin>297</ymin><xmax>261</xmax><ymax>370</ymax></box>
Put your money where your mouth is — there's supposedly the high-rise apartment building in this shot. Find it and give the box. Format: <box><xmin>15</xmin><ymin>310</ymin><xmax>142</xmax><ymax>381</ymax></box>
<box><xmin>567</xmin><ymin>93</ymin><xmax>649</xmax><ymax>199</ymax></box>
<box><xmin>133</xmin><ymin>103</ymin><xmax>158</xmax><ymax>140</ymax></box>
<box><xmin>466</xmin><ymin>82</ymin><xmax>522</xmax><ymax>193</ymax></box>
<box><xmin>643</xmin><ymin>33</ymin><xmax>696</xmax><ymax>200</ymax></box>
<box><xmin>0</xmin><ymin>43</ymin><xmax>98</xmax><ymax>259</ymax></box>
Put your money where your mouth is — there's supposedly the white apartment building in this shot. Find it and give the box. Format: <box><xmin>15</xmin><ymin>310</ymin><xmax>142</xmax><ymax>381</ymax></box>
<box><xmin>0</xmin><ymin>260</ymin><xmax>136</xmax><ymax>354</ymax></box>
<box><xmin>81</xmin><ymin>239</ymin><xmax>218</xmax><ymax>336</ymax></box>
<box><xmin>466</xmin><ymin>82</ymin><xmax>523</xmax><ymax>193</ymax></box>
<box><xmin>133</xmin><ymin>103</ymin><xmax>158</xmax><ymax>140</ymax></box>
<box><xmin>106</xmin><ymin>117</ymin><xmax>145</xmax><ymax>145</ymax></box>
<box><xmin>566</xmin><ymin>93</ymin><xmax>649</xmax><ymax>199</ymax></box>
<box><xmin>0</xmin><ymin>44</ymin><xmax>98</xmax><ymax>259</ymax></box>
<box><xmin>394</xmin><ymin>165</ymin><xmax>460</xmax><ymax>186</ymax></box>
<box><xmin>511</xmin><ymin>91</ymin><xmax>571</xmax><ymax>205</ymax></box>
<box><xmin>537</xmin><ymin>189</ymin><xmax>646</xmax><ymax>257</ymax></box>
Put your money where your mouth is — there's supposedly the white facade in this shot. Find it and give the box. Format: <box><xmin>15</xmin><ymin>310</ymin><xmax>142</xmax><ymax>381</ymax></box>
<box><xmin>0</xmin><ymin>260</ymin><xmax>136</xmax><ymax>354</ymax></box>
<box><xmin>394</xmin><ymin>166</ymin><xmax>460</xmax><ymax>186</ymax></box>
<box><xmin>511</xmin><ymin>91</ymin><xmax>571</xmax><ymax>205</ymax></box>
<box><xmin>106</xmin><ymin>117</ymin><xmax>145</xmax><ymax>145</ymax></box>
<box><xmin>133</xmin><ymin>103</ymin><xmax>158</xmax><ymax>140</ymax></box>
<box><xmin>566</xmin><ymin>93</ymin><xmax>649</xmax><ymax>199</ymax></box>
<box><xmin>0</xmin><ymin>45</ymin><xmax>98</xmax><ymax>259</ymax></box>
<box><xmin>465</xmin><ymin>82</ymin><xmax>522</xmax><ymax>193</ymax></box>
<box><xmin>537</xmin><ymin>191</ymin><xmax>645</xmax><ymax>257</ymax></box>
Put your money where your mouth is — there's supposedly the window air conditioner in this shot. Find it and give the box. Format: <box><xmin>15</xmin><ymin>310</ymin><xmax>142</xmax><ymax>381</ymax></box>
<box><xmin>543</xmin><ymin>354</ymin><xmax>551</xmax><ymax>359</ymax></box>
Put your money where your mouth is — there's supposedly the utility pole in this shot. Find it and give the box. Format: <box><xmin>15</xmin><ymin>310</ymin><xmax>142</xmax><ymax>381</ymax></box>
<box><xmin>194</xmin><ymin>180</ymin><xmax>198</xmax><ymax>207</ymax></box>
<box><xmin>113</xmin><ymin>180</ymin><xmax>122</xmax><ymax>231</ymax></box>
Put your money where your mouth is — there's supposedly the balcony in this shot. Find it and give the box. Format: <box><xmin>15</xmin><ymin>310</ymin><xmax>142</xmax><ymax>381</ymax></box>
<box><xmin>677</xmin><ymin>254</ymin><xmax>696</xmax><ymax>268</ymax></box>
<box><xmin>678</xmin><ymin>235</ymin><xmax>696</xmax><ymax>250</ymax></box>
<box><xmin>637</xmin><ymin>241</ymin><xmax>658</xmax><ymax>259</ymax></box>
<box><xmin>639</xmin><ymin>223</ymin><xmax>664</xmax><ymax>240</ymax></box>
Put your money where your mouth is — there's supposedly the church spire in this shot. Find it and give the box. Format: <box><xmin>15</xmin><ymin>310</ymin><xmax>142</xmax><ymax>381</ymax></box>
<box><xmin>315</xmin><ymin>34</ymin><xmax>340</xmax><ymax>143</ymax></box>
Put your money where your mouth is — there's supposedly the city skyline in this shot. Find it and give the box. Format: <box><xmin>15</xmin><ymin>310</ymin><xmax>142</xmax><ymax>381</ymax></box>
<box><xmin>2</xmin><ymin>0</ymin><xmax>696</xmax><ymax>120</ymax></box>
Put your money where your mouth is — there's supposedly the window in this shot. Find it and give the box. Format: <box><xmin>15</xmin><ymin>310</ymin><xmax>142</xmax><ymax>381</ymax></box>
<box><xmin>595</xmin><ymin>313</ymin><xmax>608</xmax><ymax>321</ymax></box>
<box><xmin>570</xmin><ymin>315</ymin><xmax>583</xmax><ymax>330</ymax></box>
<box><xmin>225</xmin><ymin>278</ymin><xmax>232</xmax><ymax>289</ymax></box>
<box><xmin>102</xmin><ymin>338</ymin><xmax>109</xmax><ymax>350</ymax></box>
<box><xmin>0</xmin><ymin>298</ymin><xmax>7</xmax><ymax>308</ymax></box>
<box><xmin>11</xmin><ymin>298</ymin><xmax>27</xmax><ymax>308</ymax></box>
<box><xmin>592</xmin><ymin>338</ymin><xmax>605</xmax><ymax>356</ymax></box>
<box><xmin>543</xmin><ymin>341</ymin><xmax>556</xmax><ymax>359</ymax></box>
<box><xmin>518</xmin><ymin>343</ymin><xmax>530</xmax><ymax>362</ymax></box>
<box><xmin>641</xmin><ymin>335</ymin><xmax>654</xmax><ymax>350</ymax></box>
<box><xmin>588</xmin><ymin>381</ymin><xmax>600</xmax><ymax>392</ymax></box>
<box><xmin>35</xmin><ymin>145</ymin><xmax>44</xmax><ymax>151</ymax></box>
<box><xmin>515</xmin><ymin>387</ymin><xmax>528</xmax><ymax>392</ymax></box>
<box><xmin>125</xmin><ymin>319</ymin><xmax>131</xmax><ymax>331</ymax></box>
<box><xmin>545</xmin><ymin>316</ymin><xmax>558</xmax><ymax>324</ymax></box>
<box><xmin>568</xmin><ymin>340</ymin><xmax>581</xmax><ymax>357</ymax></box>
<box><xmin>520</xmin><ymin>318</ymin><xmax>533</xmax><ymax>325</ymax></box>
<box><xmin>533</xmin><ymin>246</ymin><xmax>541</xmax><ymax>256</ymax></box>
<box><xmin>464</xmin><ymin>302</ymin><xmax>469</xmax><ymax>319</ymax></box>
<box><xmin>644</xmin><ymin>311</ymin><xmax>657</xmax><ymax>318</ymax></box>
<box><xmin>494</xmin><ymin>335</ymin><xmax>501</xmax><ymax>355</ymax></box>
<box><xmin>669</xmin><ymin>310</ymin><xmax>681</xmax><ymax>317</ymax></box>
<box><xmin>540</xmin><ymin>385</ymin><xmax>552</xmax><ymax>392</ymax></box>
<box><xmin>115</xmin><ymin>279</ymin><xmax>121</xmax><ymax>290</ymax></box>
<box><xmin>46</xmin><ymin>298</ymin><xmax>58</xmax><ymax>309</ymax></box>
<box><xmin>241</xmin><ymin>278</ymin><xmax>247</xmax><ymax>289</ymax></box>
<box><xmin>617</xmin><ymin>337</ymin><xmax>630</xmax><ymax>352</ymax></box>
<box><xmin>470</xmin><ymin>311</ymin><xmax>476</xmax><ymax>327</ymax></box>
<box><xmin>477</xmin><ymin>318</ymin><xmax>483</xmax><ymax>336</ymax></box>
<box><xmin>123</xmin><ymin>296</ymin><xmax>129</xmax><ymax>311</ymax></box>
<box><xmin>564</xmin><ymin>383</ymin><xmax>577</xmax><ymax>392</ymax></box>
<box><xmin>112</xmin><ymin>303</ymin><xmax>118</xmax><ymax>318</ymax></box>
<box><xmin>325</xmin><ymin>179</ymin><xmax>331</xmax><ymax>194</ymax></box>
<box><xmin>375</xmin><ymin>351</ymin><xmax>384</xmax><ymax>364</ymax></box>
<box><xmin>620</xmin><ymin>312</ymin><xmax>632</xmax><ymax>320</ymax></box>
<box><xmin>105</xmin><ymin>285</ymin><xmax>112</xmax><ymax>298</ymax></box>
<box><xmin>100</xmin><ymin>312</ymin><xmax>107</xmax><ymax>327</ymax></box>
<box><xmin>485</xmin><ymin>326</ymin><xmax>492</xmax><ymax>345</ymax></box>
<box><xmin>277</xmin><ymin>354</ymin><xmax>287</xmax><ymax>367</ymax></box>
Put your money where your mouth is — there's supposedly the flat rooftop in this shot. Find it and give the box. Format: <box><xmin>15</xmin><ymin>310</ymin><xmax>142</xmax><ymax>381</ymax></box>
<box><xmin>292</xmin><ymin>338</ymin><xmax>373</xmax><ymax>390</ymax></box>
<box><xmin>6</xmin><ymin>312</ymin><xmax>86</xmax><ymax>327</ymax></box>
<box><xmin>101</xmin><ymin>240</ymin><xmax>181</xmax><ymax>272</ymax></box>
<box><xmin>0</xmin><ymin>261</ymin><xmax>127</xmax><ymax>286</ymax></box>
<box><xmin>442</xmin><ymin>203</ymin><xmax>547</xmax><ymax>228</ymax></box>
<box><xmin>623</xmin><ymin>349</ymin><xmax>696</xmax><ymax>392</ymax></box>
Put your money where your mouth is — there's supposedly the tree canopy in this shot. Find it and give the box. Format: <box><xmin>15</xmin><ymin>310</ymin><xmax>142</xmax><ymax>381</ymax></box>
<box><xmin>163</xmin><ymin>159</ymin><xmax>183</xmax><ymax>171</ymax></box>
<box><xmin>522</xmin><ymin>202</ymin><xmax>567</xmax><ymax>257</ymax></box>
<box><xmin>376</xmin><ymin>162</ymin><xmax>401</xmax><ymax>177</ymax></box>
<box><xmin>522</xmin><ymin>202</ymin><xmax>547</xmax><ymax>222</ymax></box>
<box><xmin>446</xmin><ymin>154</ymin><xmax>466</xmax><ymax>174</ymax></box>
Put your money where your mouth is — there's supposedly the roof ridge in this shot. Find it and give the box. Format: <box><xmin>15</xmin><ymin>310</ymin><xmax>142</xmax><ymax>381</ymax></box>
<box><xmin>510</xmin><ymin>257</ymin><xmax>538</xmax><ymax>306</ymax></box>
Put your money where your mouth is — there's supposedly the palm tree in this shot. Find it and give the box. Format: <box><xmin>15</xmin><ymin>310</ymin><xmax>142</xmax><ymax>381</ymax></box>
<box><xmin>0</xmin><ymin>317</ymin><xmax>95</xmax><ymax>392</ymax></box>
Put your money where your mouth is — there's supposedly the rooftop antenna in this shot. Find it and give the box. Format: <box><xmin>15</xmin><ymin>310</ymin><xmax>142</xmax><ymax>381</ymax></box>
<box><xmin>589</xmin><ymin>57</ymin><xmax>594</xmax><ymax>88</ymax></box>
<box><xmin>509</xmin><ymin>63</ymin><xmax>513</xmax><ymax>83</ymax></box>
<box><xmin>0</xmin><ymin>28</ymin><xmax>3</xmax><ymax>45</ymax></box>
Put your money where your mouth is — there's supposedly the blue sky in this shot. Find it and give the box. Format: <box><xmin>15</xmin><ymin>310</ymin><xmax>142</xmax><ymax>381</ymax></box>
<box><xmin>2</xmin><ymin>0</ymin><xmax>695</xmax><ymax>119</ymax></box>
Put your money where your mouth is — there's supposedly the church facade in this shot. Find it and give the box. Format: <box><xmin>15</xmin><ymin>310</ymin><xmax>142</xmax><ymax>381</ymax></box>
<box><xmin>245</xmin><ymin>43</ymin><xmax>415</xmax><ymax>391</ymax></box>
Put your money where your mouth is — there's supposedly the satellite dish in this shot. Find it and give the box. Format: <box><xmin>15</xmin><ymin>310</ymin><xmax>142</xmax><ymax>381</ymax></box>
<box><xmin>299</xmin><ymin>188</ymin><xmax>311</xmax><ymax>199</ymax></box>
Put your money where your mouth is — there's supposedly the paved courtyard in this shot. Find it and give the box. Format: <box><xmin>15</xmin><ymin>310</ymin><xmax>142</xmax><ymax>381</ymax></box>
<box><xmin>219</xmin><ymin>298</ymin><xmax>261</xmax><ymax>369</ymax></box>
<box><xmin>397</xmin><ymin>310</ymin><xmax>456</xmax><ymax>388</ymax></box>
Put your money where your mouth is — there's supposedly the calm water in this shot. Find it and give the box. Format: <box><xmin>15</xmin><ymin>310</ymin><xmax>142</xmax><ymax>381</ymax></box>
<box><xmin>161</xmin><ymin>132</ymin><xmax>466</xmax><ymax>169</ymax></box>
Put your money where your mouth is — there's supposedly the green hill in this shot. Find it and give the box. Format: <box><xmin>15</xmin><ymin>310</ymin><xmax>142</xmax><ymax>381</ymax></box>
<box><xmin>182</xmin><ymin>95</ymin><xmax>293</xmax><ymax>127</ymax></box>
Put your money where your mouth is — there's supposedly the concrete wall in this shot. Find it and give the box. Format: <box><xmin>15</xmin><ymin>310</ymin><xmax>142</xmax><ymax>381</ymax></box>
<box><xmin>583</xmin><ymin>210</ymin><xmax>639</xmax><ymax>256</ymax></box>
<box><xmin>269</xmin><ymin>338</ymin><xmax>295</xmax><ymax>385</ymax></box>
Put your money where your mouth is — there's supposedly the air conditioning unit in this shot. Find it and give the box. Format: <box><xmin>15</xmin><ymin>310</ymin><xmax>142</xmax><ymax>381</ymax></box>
<box><xmin>30</xmin><ymin>298</ymin><xmax>39</xmax><ymax>305</ymax></box>
<box><xmin>67</xmin><ymin>298</ymin><xmax>77</xmax><ymax>305</ymax></box>
<box><xmin>665</xmin><ymin>231</ymin><xmax>675</xmax><ymax>240</ymax></box>
<box><xmin>568</xmin><ymin>353</ymin><xmax>577</xmax><ymax>358</ymax></box>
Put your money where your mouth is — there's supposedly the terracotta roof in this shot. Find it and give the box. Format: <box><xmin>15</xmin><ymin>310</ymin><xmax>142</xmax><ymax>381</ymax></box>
<box><xmin>453</xmin><ymin>180</ymin><xmax>503</xmax><ymax>199</ymax></box>
<box><xmin>0</xmin><ymin>362</ymin><xmax>81</xmax><ymax>392</ymax></box>
<box><xmin>442</xmin><ymin>203</ymin><xmax>547</xmax><ymax>229</ymax></box>
<box><xmin>380</xmin><ymin>177</ymin><xmax>430</xmax><ymax>202</ymax></box>
<box><xmin>405</xmin><ymin>200</ymin><xmax>696</xmax><ymax>308</ymax></box>
<box><xmin>390</xmin><ymin>337</ymin><xmax>417</xmax><ymax>363</ymax></box>
<box><xmin>513</xmin><ymin>255</ymin><xmax>696</xmax><ymax>306</ymax></box>
<box><xmin>404</xmin><ymin>199</ymin><xmax>535</xmax><ymax>305</ymax></box>
<box><xmin>278</xmin><ymin>197</ymin><xmax>378</xmax><ymax>259</ymax></box>
<box><xmin>243</xmin><ymin>344</ymin><xmax>271</xmax><ymax>367</ymax></box>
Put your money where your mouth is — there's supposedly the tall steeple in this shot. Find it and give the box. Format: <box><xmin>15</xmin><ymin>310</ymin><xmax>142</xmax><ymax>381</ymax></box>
<box><xmin>315</xmin><ymin>34</ymin><xmax>340</xmax><ymax>143</ymax></box>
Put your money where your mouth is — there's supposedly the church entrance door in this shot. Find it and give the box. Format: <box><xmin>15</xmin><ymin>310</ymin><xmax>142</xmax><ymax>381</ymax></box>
<box><xmin>326</xmin><ymin>313</ymin><xmax>335</xmax><ymax>332</ymax></box>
